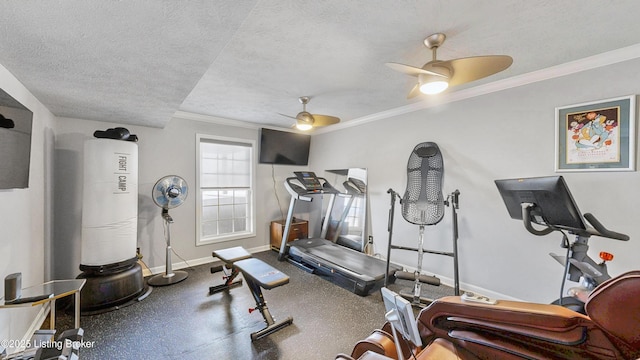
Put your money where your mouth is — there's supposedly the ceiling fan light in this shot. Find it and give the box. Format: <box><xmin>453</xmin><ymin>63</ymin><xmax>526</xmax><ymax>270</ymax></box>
<box><xmin>295</xmin><ymin>111</ymin><xmax>314</xmax><ymax>131</ymax></box>
<box><xmin>296</xmin><ymin>122</ymin><xmax>313</xmax><ymax>131</ymax></box>
<box><xmin>419</xmin><ymin>73</ymin><xmax>449</xmax><ymax>95</ymax></box>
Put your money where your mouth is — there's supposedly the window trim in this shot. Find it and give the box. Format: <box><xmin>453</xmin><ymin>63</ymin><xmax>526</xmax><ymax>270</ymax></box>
<box><xmin>195</xmin><ymin>133</ymin><xmax>256</xmax><ymax>246</ymax></box>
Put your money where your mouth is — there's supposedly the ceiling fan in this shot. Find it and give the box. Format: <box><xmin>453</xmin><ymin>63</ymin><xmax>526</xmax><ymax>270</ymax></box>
<box><xmin>386</xmin><ymin>33</ymin><xmax>513</xmax><ymax>98</ymax></box>
<box><xmin>280</xmin><ymin>96</ymin><xmax>340</xmax><ymax>131</ymax></box>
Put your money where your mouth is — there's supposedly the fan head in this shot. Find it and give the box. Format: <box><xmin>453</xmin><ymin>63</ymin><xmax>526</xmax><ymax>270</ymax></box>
<box><xmin>279</xmin><ymin>96</ymin><xmax>340</xmax><ymax>130</ymax></box>
<box><xmin>386</xmin><ymin>33</ymin><xmax>513</xmax><ymax>98</ymax></box>
<box><xmin>152</xmin><ymin>175</ymin><xmax>188</xmax><ymax>209</ymax></box>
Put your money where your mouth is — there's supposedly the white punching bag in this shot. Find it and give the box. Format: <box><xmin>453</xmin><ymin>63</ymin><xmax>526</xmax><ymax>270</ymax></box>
<box><xmin>81</xmin><ymin>138</ymin><xmax>138</xmax><ymax>266</ymax></box>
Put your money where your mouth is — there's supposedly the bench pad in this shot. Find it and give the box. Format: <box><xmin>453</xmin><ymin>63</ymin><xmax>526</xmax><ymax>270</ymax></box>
<box><xmin>235</xmin><ymin>258</ymin><xmax>289</xmax><ymax>289</ymax></box>
<box><xmin>213</xmin><ymin>246</ymin><xmax>252</xmax><ymax>263</ymax></box>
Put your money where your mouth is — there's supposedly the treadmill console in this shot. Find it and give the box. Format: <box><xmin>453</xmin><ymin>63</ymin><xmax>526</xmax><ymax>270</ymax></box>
<box><xmin>294</xmin><ymin>171</ymin><xmax>323</xmax><ymax>191</ymax></box>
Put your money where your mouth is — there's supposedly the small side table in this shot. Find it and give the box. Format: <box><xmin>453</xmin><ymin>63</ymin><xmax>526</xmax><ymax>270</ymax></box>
<box><xmin>0</xmin><ymin>279</ymin><xmax>86</xmax><ymax>329</ymax></box>
<box><xmin>270</xmin><ymin>219</ymin><xmax>308</xmax><ymax>250</ymax></box>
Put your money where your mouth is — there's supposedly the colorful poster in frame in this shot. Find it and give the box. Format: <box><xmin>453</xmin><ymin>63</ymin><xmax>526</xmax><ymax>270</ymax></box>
<box><xmin>555</xmin><ymin>95</ymin><xmax>635</xmax><ymax>172</ymax></box>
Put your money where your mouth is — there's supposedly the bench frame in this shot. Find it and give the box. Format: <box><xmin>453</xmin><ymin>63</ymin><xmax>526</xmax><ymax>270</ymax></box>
<box><xmin>210</xmin><ymin>247</ymin><xmax>293</xmax><ymax>341</ymax></box>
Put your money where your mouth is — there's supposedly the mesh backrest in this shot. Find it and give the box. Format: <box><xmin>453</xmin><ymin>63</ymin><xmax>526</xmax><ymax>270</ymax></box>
<box><xmin>401</xmin><ymin>142</ymin><xmax>444</xmax><ymax>225</ymax></box>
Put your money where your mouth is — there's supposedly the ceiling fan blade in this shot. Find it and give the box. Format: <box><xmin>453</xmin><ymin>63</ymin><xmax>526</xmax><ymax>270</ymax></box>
<box><xmin>278</xmin><ymin>113</ymin><xmax>297</xmax><ymax>120</ymax></box>
<box><xmin>310</xmin><ymin>114</ymin><xmax>340</xmax><ymax>127</ymax></box>
<box><xmin>407</xmin><ymin>84</ymin><xmax>421</xmax><ymax>99</ymax></box>
<box><xmin>385</xmin><ymin>62</ymin><xmax>446</xmax><ymax>77</ymax></box>
<box><xmin>426</xmin><ymin>55</ymin><xmax>512</xmax><ymax>87</ymax></box>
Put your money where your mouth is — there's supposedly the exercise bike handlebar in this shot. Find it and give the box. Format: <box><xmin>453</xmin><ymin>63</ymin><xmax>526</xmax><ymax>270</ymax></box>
<box><xmin>520</xmin><ymin>203</ymin><xmax>629</xmax><ymax>241</ymax></box>
<box><xmin>583</xmin><ymin>213</ymin><xmax>629</xmax><ymax>241</ymax></box>
<box><xmin>521</xmin><ymin>204</ymin><xmax>555</xmax><ymax>236</ymax></box>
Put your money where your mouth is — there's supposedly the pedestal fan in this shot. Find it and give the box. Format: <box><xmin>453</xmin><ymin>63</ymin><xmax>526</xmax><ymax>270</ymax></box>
<box><xmin>148</xmin><ymin>175</ymin><xmax>189</xmax><ymax>286</ymax></box>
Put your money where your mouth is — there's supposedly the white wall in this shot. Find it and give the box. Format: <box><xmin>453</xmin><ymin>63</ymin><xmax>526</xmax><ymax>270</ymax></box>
<box><xmin>0</xmin><ymin>64</ymin><xmax>56</xmax><ymax>351</ymax></box>
<box><xmin>309</xmin><ymin>57</ymin><xmax>640</xmax><ymax>303</ymax></box>
<box><xmin>52</xmin><ymin>116</ymin><xmax>310</xmax><ymax>277</ymax></box>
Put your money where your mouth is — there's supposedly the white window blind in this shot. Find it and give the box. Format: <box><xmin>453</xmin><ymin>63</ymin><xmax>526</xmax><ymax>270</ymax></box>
<box><xmin>196</xmin><ymin>134</ymin><xmax>255</xmax><ymax>245</ymax></box>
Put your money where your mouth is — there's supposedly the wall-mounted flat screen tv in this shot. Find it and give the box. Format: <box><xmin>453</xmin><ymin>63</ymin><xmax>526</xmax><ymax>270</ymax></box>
<box><xmin>259</xmin><ymin>128</ymin><xmax>311</xmax><ymax>165</ymax></box>
<box><xmin>0</xmin><ymin>89</ymin><xmax>33</xmax><ymax>189</ymax></box>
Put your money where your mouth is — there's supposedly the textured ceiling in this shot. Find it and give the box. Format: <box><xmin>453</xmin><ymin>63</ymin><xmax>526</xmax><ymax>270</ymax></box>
<box><xmin>1</xmin><ymin>1</ymin><xmax>640</xmax><ymax>130</ymax></box>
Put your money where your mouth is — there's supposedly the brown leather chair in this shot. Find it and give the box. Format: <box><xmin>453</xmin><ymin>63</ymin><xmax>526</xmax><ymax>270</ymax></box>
<box><xmin>338</xmin><ymin>330</ymin><xmax>477</xmax><ymax>360</ymax></box>
<box><xmin>416</xmin><ymin>271</ymin><xmax>640</xmax><ymax>359</ymax></box>
<box><xmin>338</xmin><ymin>340</ymin><xmax>469</xmax><ymax>360</ymax></box>
<box><xmin>340</xmin><ymin>271</ymin><xmax>640</xmax><ymax>359</ymax></box>
<box><xmin>348</xmin><ymin>327</ymin><xmax>403</xmax><ymax>359</ymax></box>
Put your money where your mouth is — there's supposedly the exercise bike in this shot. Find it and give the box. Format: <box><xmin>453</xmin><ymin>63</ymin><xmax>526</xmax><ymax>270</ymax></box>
<box><xmin>546</xmin><ymin>212</ymin><xmax>628</xmax><ymax>313</ymax></box>
<box><xmin>495</xmin><ymin>176</ymin><xmax>629</xmax><ymax>313</ymax></box>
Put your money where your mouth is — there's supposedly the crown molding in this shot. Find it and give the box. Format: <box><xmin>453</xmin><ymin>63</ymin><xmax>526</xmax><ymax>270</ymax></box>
<box><xmin>314</xmin><ymin>42</ymin><xmax>640</xmax><ymax>135</ymax></box>
<box><xmin>172</xmin><ymin>110</ymin><xmax>261</xmax><ymax>129</ymax></box>
<box><xmin>173</xmin><ymin>43</ymin><xmax>640</xmax><ymax>135</ymax></box>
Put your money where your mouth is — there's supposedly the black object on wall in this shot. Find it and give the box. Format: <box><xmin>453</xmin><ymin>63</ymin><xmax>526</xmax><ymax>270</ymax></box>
<box><xmin>0</xmin><ymin>88</ymin><xmax>33</xmax><ymax>189</ymax></box>
<box><xmin>259</xmin><ymin>128</ymin><xmax>310</xmax><ymax>165</ymax></box>
<box><xmin>94</xmin><ymin>127</ymin><xmax>138</xmax><ymax>142</ymax></box>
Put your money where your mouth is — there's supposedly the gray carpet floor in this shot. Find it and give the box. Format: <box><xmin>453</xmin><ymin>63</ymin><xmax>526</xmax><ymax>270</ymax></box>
<box><xmin>52</xmin><ymin>250</ymin><xmax>456</xmax><ymax>360</ymax></box>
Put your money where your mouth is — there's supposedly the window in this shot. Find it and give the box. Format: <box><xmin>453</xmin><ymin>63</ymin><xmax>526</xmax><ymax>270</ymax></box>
<box><xmin>196</xmin><ymin>134</ymin><xmax>255</xmax><ymax>245</ymax></box>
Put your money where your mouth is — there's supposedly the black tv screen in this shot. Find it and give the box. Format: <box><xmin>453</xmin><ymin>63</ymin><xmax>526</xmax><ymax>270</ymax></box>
<box><xmin>259</xmin><ymin>128</ymin><xmax>311</xmax><ymax>165</ymax></box>
<box><xmin>0</xmin><ymin>89</ymin><xmax>33</xmax><ymax>189</ymax></box>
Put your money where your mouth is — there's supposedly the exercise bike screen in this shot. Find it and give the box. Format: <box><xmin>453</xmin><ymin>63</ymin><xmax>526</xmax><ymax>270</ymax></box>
<box><xmin>495</xmin><ymin>176</ymin><xmax>587</xmax><ymax>231</ymax></box>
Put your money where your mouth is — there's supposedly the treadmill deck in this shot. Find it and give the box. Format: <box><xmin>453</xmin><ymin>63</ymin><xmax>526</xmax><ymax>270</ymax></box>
<box><xmin>288</xmin><ymin>238</ymin><xmax>401</xmax><ymax>295</ymax></box>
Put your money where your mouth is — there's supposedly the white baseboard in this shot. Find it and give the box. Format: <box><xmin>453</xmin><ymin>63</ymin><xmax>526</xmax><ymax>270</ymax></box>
<box><xmin>141</xmin><ymin>245</ymin><xmax>272</xmax><ymax>277</ymax></box>
<box><xmin>140</xmin><ymin>246</ymin><xmax>521</xmax><ymax>302</ymax></box>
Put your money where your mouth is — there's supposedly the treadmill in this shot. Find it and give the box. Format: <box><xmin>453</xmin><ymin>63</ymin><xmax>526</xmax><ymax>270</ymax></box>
<box><xmin>277</xmin><ymin>171</ymin><xmax>401</xmax><ymax>296</ymax></box>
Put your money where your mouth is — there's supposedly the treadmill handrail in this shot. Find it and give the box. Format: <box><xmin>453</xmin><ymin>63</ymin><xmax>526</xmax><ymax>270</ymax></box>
<box><xmin>284</xmin><ymin>176</ymin><xmax>340</xmax><ymax>200</ymax></box>
<box><xmin>279</xmin><ymin>175</ymin><xmax>339</xmax><ymax>260</ymax></box>
<box><xmin>343</xmin><ymin>178</ymin><xmax>366</xmax><ymax>195</ymax></box>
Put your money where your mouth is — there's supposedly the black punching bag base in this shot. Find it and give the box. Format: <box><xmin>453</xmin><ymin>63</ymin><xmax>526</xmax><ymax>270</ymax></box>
<box><xmin>77</xmin><ymin>263</ymin><xmax>151</xmax><ymax>315</ymax></box>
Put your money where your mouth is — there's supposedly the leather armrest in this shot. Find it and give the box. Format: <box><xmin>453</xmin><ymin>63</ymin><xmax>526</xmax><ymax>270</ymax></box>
<box><xmin>351</xmin><ymin>329</ymin><xmax>398</xmax><ymax>359</ymax></box>
<box><xmin>449</xmin><ymin>330</ymin><xmax>551</xmax><ymax>359</ymax></box>
<box><xmin>416</xmin><ymin>338</ymin><xmax>467</xmax><ymax>360</ymax></box>
<box><xmin>446</xmin><ymin>316</ymin><xmax>586</xmax><ymax>345</ymax></box>
<box><xmin>419</xmin><ymin>296</ymin><xmax>589</xmax><ymax>334</ymax></box>
<box><xmin>417</xmin><ymin>296</ymin><xmax>623</xmax><ymax>359</ymax></box>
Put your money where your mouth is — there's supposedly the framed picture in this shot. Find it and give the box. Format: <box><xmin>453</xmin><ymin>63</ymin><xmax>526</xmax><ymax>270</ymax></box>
<box><xmin>555</xmin><ymin>95</ymin><xmax>636</xmax><ymax>172</ymax></box>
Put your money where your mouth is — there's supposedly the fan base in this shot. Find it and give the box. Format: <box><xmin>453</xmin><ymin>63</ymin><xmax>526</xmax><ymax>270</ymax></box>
<box><xmin>298</xmin><ymin>96</ymin><xmax>310</xmax><ymax>105</ymax></box>
<box><xmin>147</xmin><ymin>270</ymin><xmax>189</xmax><ymax>287</ymax></box>
<box><xmin>424</xmin><ymin>33</ymin><xmax>446</xmax><ymax>49</ymax></box>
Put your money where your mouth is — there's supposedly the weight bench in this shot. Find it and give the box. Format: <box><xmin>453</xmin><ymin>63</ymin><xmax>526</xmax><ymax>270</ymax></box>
<box><xmin>209</xmin><ymin>247</ymin><xmax>293</xmax><ymax>341</ymax></box>
<box><xmin>209</xmin><ymin>246</ymin><xmax>252</xmax><ymax>294</ymax></box>
<box><xmin>235</xmin><ymin>257</ymin><xmax>294</xmax><ymax>341</ymax></box>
